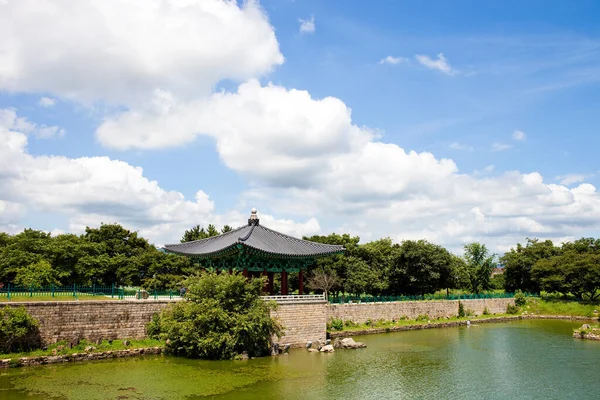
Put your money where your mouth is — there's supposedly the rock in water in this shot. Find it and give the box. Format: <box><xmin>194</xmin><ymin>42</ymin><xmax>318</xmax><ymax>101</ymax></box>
<box><xmin>333</xmin><ymin>338</ymin><xmax>343</xmax><ymax>349</ymax></box>
<box><xmin>340</xmin><ymin>338</ymin><xmax>366</xmax><ymax>349</ymax></box>
<box><xmin>271</xmin><ymin>343</ymin><xmax>279</xmax><ymax>356</ymax></box>
<box><xmin>306</xmin><ymin>341</ymin><xmax>312</xmax><ymax>349</ymax></box>
<box><xmin>582</xmin><ymin>324</ymin><xmax>592</xmax><ymax>330</ymax></box>
<box><xmin>307</xmin><ymin>348</ymin><xmax>319</xmax><ymax>353</ymax></box>
<box><xmin>319</xmin><ymin>344</ymin><xmax>335</xmax><ymax>353</ymax></box>
<box><xmin>283</xmin><ymin>344</ymin><xmax>291</xmax><ymax>354</ymax></box>
<box><xmin>311</xmin><ymin>340</ymin><xmax>322</xmax><ymax>350</ymax></box>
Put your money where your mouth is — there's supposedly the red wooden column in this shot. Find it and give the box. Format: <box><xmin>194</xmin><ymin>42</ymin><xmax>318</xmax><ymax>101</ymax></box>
<box><xmin>267</xmin><ymin>272</ymin><xmax>274</xmax><ymax>295</ymax></box>
<box><xmin>242</xmin><ymin>268</ymin><xmax>248</xmax><ymax>279</ymax></box>
<box><xmin>281</xmin><ymin>271</ymin><xmax>289</xmax><ymax>295</ymax></box>
<box><xmin>298</xmin><ymin>270</ymin><xmax>304</xmax><ymax>295</ymax></box>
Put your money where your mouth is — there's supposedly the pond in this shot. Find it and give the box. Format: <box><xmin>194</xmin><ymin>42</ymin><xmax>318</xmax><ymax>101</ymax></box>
<box><xmin>1</xmin><ymin>320</ymin><xmax>599</xmax><ymax>399</ymax></box>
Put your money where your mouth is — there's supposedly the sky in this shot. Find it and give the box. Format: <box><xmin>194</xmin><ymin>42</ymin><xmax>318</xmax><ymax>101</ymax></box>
<box><xmin>1</xmin><ymin>0</ymin><xmax>600</xmax><ymax>253</ymax></box>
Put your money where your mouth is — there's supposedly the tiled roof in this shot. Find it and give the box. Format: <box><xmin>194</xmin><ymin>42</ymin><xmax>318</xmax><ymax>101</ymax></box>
<box><xmin>164</xmin><ymin>223</ymin><xmax>345</xmax><ymax>258</ymax></box>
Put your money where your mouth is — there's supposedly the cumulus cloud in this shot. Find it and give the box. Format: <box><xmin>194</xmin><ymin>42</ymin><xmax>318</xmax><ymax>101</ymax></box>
<box><xmin>512</xmin><ymin>129</ymin><xmax>526</xmax><ymax>141</ymax></box>
<box><xmin>0</xmin><ymin>0</ymin><xmax>283</xmax><ymax>106</ymax></box>
<box><xmin>38</xmin><ymin>97</ymin><xmax>56</xmax><ymax>108</ymax></box>
<box><xmin>298</xmin><ymin>16</ymin><xmax>315</xmax><ymax>34</ymax></box>
<box><xmin>0</xmin><ymin>110</ymin><xmax>320</xmax><ymax>244</ymax></box>
<box><xmin>415</xmin><ymin>53</ymin><xmax>457</xmax><ymax>75</ymax></box>
<box><xmin>379</xmin><ymin>56</ymin><xmax>406</xmax><ymax>65</ymax></box>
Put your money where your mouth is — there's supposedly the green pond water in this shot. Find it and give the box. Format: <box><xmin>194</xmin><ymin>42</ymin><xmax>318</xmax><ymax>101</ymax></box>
<box><xmin>1</xmin><ymin>320</ymin><xmax>599</xmax><ymax>400</ymax></box>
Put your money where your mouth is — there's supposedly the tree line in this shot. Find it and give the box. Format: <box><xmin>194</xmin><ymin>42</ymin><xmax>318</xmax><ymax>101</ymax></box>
<box><xmin>1</xmin><ymin>224</ymin><xmax>599</xmax><ymax>301</ymax></box>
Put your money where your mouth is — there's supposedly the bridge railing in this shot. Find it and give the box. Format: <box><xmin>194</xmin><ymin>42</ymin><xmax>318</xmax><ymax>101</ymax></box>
<box><xmin>261</xmin><ymin>294</ymin><xmax>326</xmax><ymax>303</ymax></box>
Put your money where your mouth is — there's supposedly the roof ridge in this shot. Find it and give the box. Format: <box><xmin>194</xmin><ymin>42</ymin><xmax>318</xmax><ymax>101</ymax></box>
<box><xmin>163</xmin><ymin>224</ymin><xmax>247</xmax><ymax>247</ymax></box>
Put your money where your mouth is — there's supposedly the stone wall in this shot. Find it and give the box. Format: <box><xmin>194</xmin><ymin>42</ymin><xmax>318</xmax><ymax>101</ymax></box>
<box><xmin>8</xmin><ymin>300</ymin><xmax>173</xmax><ymax>344</ymax></box>
<box><xmin>6</xmin><ymin>298</ymin><xmax>513</xmax><ymax>348</ymax></box>
<box><xmin>328</xmin><ymin>298</ymin><xmax>515</xmax><ymax>324</ymax></box>
<box><xmin>271</xmin><ymin>301</ymin><xmax>328</xmax><ymax>347</ymax></box>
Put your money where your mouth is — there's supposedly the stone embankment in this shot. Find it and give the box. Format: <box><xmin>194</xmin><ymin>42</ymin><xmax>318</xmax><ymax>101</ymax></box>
<box><xmin>330</xmin><ymin>315</ymin><xmax>598</xmax><ymax>338</ymax></box>
<box><xmin>0</xmin><ymin>347</ymin><xmax>162</xmax><ymax>368</ymax></box>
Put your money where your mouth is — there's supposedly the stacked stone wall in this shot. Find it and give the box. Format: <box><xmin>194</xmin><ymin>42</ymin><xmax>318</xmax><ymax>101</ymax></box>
<box><xmin>7</xmin><ymin>300</ymin><xmax>174</xmax><ymax>344</ymax></box>
<box><xmin>271</xmin><ymin>302</ymin><xmax>328</xmax><ymax>347</ymax></box>
<box><xmin>327</xmin><ymin>298</ymin><xmax>514</xmax><ymax>324</ymax></box>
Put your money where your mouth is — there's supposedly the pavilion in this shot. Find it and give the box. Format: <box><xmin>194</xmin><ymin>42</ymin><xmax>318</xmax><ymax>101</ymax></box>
<box><xmin>163</xmin><ymin>209</ymin><xmax>345</xmax><ymax>295</ymax></box>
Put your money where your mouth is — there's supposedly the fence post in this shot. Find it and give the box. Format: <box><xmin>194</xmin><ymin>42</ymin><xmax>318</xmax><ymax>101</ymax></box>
<box><xmin>93</xmin><ymin>283</ymin><xmax>95</xmax><ymax>296</ymax></box>
<box><xmin>73</xmin><ymin>283</ymin><xmax>76</xmax><ymax>299</ymax></box>
<box><xmin>169</xmin><ymin>289</ymin><xmax>172</xmax><ymax>299</ymax></box>
<box><xmin>111</xmin><ymin>283</ymin><xmax>114</xmax><ymax>299</ymax></box>
<box><xmin>51</xmin><ymin>284</ymin><xmax>54</xmax><ymax>298</ymax></box>
<box><xmin>30</xmin><ymin>287</ymin><xmax>33</xmax><ymax>298</ymax></box>
<box><xmin>7</xmin><ymin>283</ymin><xmax>10</xmax><ymax>300</ymax></box>
<box><xmin>154</xmin><ymin>289</ymin><xmax>157</xmax><ymax>300</ymax></box>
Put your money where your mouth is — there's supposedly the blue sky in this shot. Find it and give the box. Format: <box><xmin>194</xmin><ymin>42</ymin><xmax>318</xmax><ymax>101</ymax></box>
<box><xmin>1</xmin><ymin>0</ymin><xmax>600</xmax><ymax>252</ymax></box>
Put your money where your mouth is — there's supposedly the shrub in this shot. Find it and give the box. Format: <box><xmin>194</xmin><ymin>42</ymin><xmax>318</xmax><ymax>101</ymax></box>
<box><xmin>514</xmin><ymin>290</ymin><xmax>527</xmax><ymax>307</ymax></box>
<box><xmin>329</xmin><ymin>318</ymin><xmax>344</xmax><ymax>331</ymax></box>
<box><xmin>458</xmin><ymin>301</ymin><xmax>466</xmax><ymax>318</ymax></box>
<box><xmin>0</xmin><ymin>306</ymin><xmax>41</xmax><ymax>353</ymax></box>
<box><xmin>506</xmin><ymin>304</ymin><xmax>520</xmax><ymax>315</ymax></box>
<box><xmin>416</xmin><ymin>314</ymin><xmax>429</xmax><ymax>322</ymax></box>
<box><xmin>483</xmin><ymin>307</ymin><xmax>490</xmax><ymax>315</ymax></box>
<box><xmin>344</xmin><ymin>319</ymin><xmax>357</xmax><ymax>327</ymax></box>
<box><xmin>147</xmin><ymin>272</ymin><xmax>282</xmax><ymax>360</ymax></box>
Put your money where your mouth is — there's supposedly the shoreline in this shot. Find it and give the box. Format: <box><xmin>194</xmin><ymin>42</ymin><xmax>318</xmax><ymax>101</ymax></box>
<box><xmin>329</xmin><ymin>314</ymin><xmax>596</xmax><ymax>338</ymax></box>
<box><xmin>0</xmin><ymin>346</ymin><xmax>163</xmax><ymax>368</ymax></box>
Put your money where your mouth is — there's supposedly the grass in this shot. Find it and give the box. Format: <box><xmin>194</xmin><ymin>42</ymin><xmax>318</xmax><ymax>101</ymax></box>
<box><xmin>524</xmin><ymin>298</ymin><xmax>599</xmax><ymax>318</ymax></box>
<box><xmin>328</xmin><ymin>313</ymin><xmax>514</xmax><ymax>333</ymax></box>
<box><xmin>0</xmin><ymin>338</ymin><xmax>164</xmax><ymax>361</ymax></box>
<box><xmin>0</xmin><ymin>295</ymin><xmax>119</xmax><ymax>302</ymax></box>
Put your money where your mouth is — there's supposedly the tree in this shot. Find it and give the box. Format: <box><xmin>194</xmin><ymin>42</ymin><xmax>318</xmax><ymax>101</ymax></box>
<box><xmin>306</xmin><ymin>270</ymin><xmax>339</xmax><ymax>299</ymax></box>
<box><xmin>388</xmin><ymin>240</ymin><xmax>454</xmax><ymax>295</ymax></box>
<box><xmin>463</xmin><ymin>242</ymin><xmax>496</xmax><ymax>293</ymax></box>
<box><xmin>181</xmin><ymin>224</ymin><xmax>223</xmax><ymax>243</ymax></box>
<box><xmin>14</xmin><ymin>260</ymin><xmax>59</xmax><ymax>288</ymax></box>
<box><xmin>500</xmin><ymin>238</ymin><xmax>558</xmax><ymax>293</ymax></box>
<box><xmin>147</xmin><ymin>272</ymin><xmax>282</xmax><ymax>360</ymax></box>
<box><xmin>532</xmin><ymin>251</ymin><xmax>600</xmax><ymax>301</ymax></box>
<box><xmin>221</xmin><ymin>225</ymin><xmax>233</xmax><ymax>234</ymax></box>
<box><xmin>345</xmin><ymin>257</ymin><xmax>386</xmax><ymax>295</ymax></box>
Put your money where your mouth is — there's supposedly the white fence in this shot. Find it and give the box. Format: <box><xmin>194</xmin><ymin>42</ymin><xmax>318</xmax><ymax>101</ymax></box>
<box><xmin>260</xmin><ymin>294</ymin><xmax>326</xmax><ymax>303</ymax></box>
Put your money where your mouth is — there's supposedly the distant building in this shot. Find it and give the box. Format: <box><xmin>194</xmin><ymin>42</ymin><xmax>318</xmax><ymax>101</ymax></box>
<box><xmin>491</xmin><ymin>267</ymin><xmax>504</xmax><ymax>276</ymax></box>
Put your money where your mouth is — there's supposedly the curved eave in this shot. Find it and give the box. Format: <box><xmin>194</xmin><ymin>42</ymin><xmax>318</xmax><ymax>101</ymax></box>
<box><xmin>165</xmin><ymin>242</ymin><xmax>345</xmax><ymax>260</ymax></box>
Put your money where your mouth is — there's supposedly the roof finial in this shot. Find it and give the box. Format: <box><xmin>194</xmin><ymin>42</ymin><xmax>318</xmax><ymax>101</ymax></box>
<box><xmin>248</xmin><ymin>208</ymin><xmax>259</xmax><ymax>225</ymax></box>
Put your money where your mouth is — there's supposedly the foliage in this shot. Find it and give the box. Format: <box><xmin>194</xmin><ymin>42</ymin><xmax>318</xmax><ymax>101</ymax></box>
<box><xmin>388</xmin><ymin>240</ymin><xmax>454</xmax><ymax>295</ymax></box>
<box><xmin>147</xmin><ymin>272</ymin><xmax>282</xmax><ymax>360</ymax></box>
<box><xmin>501</xmin><ymin>238</ymin><xmax>559</xmax><ymax>293</ymax></box>
<box><xmin>462</xmin><ymin>242</ymin><xmax>496</xmax><ymax>293</ymax></box>
<box><xmin>483</xmin><ymin>307</ymin><xmax>490</xmax><ymax>315</ymax></box>
<box><xmin>514</xmin><ymin>290</ymin><xmax>527</xmax><ymax>307</ymax></box>
<box><xmin>458</xmin><ymin>301</ymin><xmax>465</xmax><ymax>318</ymax></box>
<box><xmin>329</xmin><ymin>318</ymin><xmax>344</xmax><ymax>331</ymax></box>
<box><xmin>306</xmin><ymin>270</ymin><xmax>339</xmax><ymax>298</ymax></box>
<box><xmin>0</xmin><ymin>306</ymin><xmax>41</xmax><ymax>353</ymax></box>
<box><xmin>532</xmin><ymin>250</ymin><xmax>600</xmax><ymax>301</ymax></box>
<box><xmin>180</xmin><ymin>224</ymin><xmax>224</xmax><ymax>243</ymax></box>
<box><xmin>14</xmin><ymin>260</ymin><xmax>60</xmax><ymax>288</ymax></box>
<box><xmin>506</xmin><ymin>304</ymin><xmax>520</xmax><ymax>314</ymax></box>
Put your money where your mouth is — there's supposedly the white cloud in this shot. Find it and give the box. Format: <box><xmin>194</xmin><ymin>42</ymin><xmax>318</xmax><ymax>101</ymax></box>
<box><xmin>415</xmin><ymin>53</ymin><xmax>457</xmax><ymax>75</ymax></box>
<box><xmin>492</xmin><ymin>142</ymin><xmax>511</xmax><ymax>151</ymax></box>
<box><xmin>38</xmin><ymin>97</ymin><xmax>56</xmax><ymax>108</ymax></box>
<box><xmin>379</xmin><ymin>56</ymin><xmax>406</xmax><ymax>65</ymax></box>
<box><xmin>0</xmin><ymin>0</ymin><xmax>283</xmax><ymax>106</ymax></box>
<box><xmin>0</xmin><ymin>108</ymin><xmax>64</xmax><ymax>139</ymax></box>
<box><xmin>298</xmin><ymin>16</ymin><xmax>315</xmax><ymax>34</ymax></box>
<box><xmin>0</xmin><ymin>109</ymin><xmax>320</xmax><ymax>245</ymax></box>
<box><xmin>449</xmin><ymin>142</ymin><xmax>473</xmax><ymax>151</ymax></box>
<box><xmin>556</xmin><ymin>174</ymin><xmax>587</xmax><ymax>186</ymax></box>
<box><xmin>512</xmin><ymin>130</ymin><xmax>526</xmax><ymax>141</ymax></box>
<box><xmin>95</xmin><ymin>81</ymin><xmax>600</xmax><ymax>251</ymax></box>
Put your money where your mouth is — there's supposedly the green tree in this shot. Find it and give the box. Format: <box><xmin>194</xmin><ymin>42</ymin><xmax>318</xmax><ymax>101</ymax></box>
<box><xmin>345</xmin><ymin>257</ymin><xmax>386</xmax><ymax>295</ymax></box>
<box><xmin>221</xmin><ymin>225</ymin><xmax>233</xmax><ymax>234</ymax></box>
<box><xmin>500</xmin><ymin>238</ymin><xmax>559</xmax><ymax>293</ymax></box>
<box><xmin>181</xmin><ymin>224</ymin><xmax>223</xmax><ymax>242</ymax></box>
<box><xmin>0</xmin><ymin>306</ymin><xmax>41</xmax><ymax>353</ymax></box>
<box><xmin>463</xmin><ymin>242</ymin><xmax>496</xmax><ymax>293</ymax></box>
<box><xmin>388</xmin><ymin>240</ymin><xmax>454</xmax><ymax>295</ymax></box>
<box><xmin>14</xmin><ymin>260</ymin><xmax>59</xmax><ymax>288</ymax></box>
<box><xmin>147</xmin><ymin>272</ymin><xmax>282</xmax><ymax>359</ymax></box>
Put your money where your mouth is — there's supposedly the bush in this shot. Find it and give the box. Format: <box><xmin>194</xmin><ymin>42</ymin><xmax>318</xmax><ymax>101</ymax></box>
<box><xmin>514</xmin><ymin>290</ymin><xmax>527</xmax><ymax>307</ymax></box>
<box><xmin>0</xmin><ymin>306</ymin><xmax>41</xmax><ymax>353</ymax></box>
<box><xmin>483</xmin><ymin>307</ymin><xmax>490</xmax><ymax>315</ymax></box>
<box><xmin>344</xmin><ymin>319</ymin><xmax>357</xmax><ymax>327</ymax></box>
<box><xmin>147</xmin><ymin>272</ymin><xmax>282</xmax><ymax>360</ymax></box>
<box><xmin>416</xmin><ymin>314</ymin><xmax>429</xmax><ymax>322</ymax></box>
<box><xmin>506</xmin><ymin>304</ymin><xmax>520</xmax><ymax>314</ymax></box>
<box><xmin>458</xmin><ymin>301</ymin><xmax>465</xmax><ymax>318</ymax></box>
<box><xmin>329</xmin><ymin>318</ymin><xmax>344</xmax><ymax>331</ymax></box>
